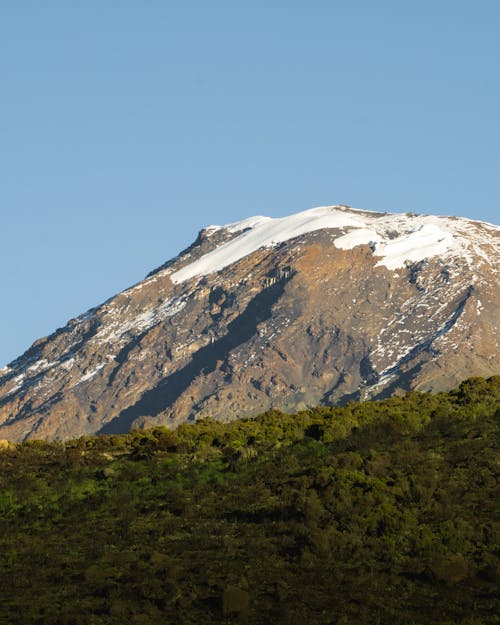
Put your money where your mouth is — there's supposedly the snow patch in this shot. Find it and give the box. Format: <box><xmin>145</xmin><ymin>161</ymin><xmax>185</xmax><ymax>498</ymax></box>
<box><xmin>171</xmin><ymin>207</ymin><xmax>367</xmax><ymax>283</ymax></box>
<box><xmin>2</xmin><ymin>373</ymin><xmax>26</xmax><ymax>398</ymax></box>
<box><xmin>169</xmin><ymin>205</ymin><xmax>499</xmax><ymax>284</ymax></box>
<box><xmin>93</xmin><ymin>297</ymin><xmax>187</xmax><ymax>344</ymax></box>
<box><xmin>335</xmin><ymin>222</ymin><xmax>460</xmax><ymax>270</ymax></box>
<box><xmin>26</xmin><ymin>359</ymin><xmax>55</xmax><ymax>376</ymax></box>
<box><xmin>226</xmin><ymin>215</ymin><xmax>273</xmax><ymax>233</ymax></box>
<box><xmin>77</xmin><ymin>364</ymin><xmax>105</xmax><ymax>385</ymax></box>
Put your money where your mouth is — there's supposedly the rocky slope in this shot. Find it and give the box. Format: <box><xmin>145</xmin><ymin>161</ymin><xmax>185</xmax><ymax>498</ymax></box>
<box><xmin>0</xmin><ymin>205</ymin><xmax>498</xmax><ymax>441</ymax></box>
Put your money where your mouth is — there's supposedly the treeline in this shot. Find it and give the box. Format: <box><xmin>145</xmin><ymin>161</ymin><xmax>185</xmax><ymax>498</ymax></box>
<box><xmin>0</xmin><ymin>376</ymin><xmax>499</xmax><ymax>625</ymax></box>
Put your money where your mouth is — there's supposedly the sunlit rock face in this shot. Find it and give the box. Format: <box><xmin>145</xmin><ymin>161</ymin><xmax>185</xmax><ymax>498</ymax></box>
<box><xmin>1</xmin><ymin>205</ymin><xmax>498</xmax><ymax>441</ymax></box>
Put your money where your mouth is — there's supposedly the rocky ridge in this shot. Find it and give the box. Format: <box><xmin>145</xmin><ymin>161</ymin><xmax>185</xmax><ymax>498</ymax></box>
<box><xmin>0</xmin><ymin>205</ymin><xmax>498</xmax><ymax>441</ymax></box>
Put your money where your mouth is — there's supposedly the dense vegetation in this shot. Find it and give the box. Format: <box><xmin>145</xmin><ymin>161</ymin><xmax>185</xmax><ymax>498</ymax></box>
<box><xmin>0</xmin><ymin>376</ymin><xmax>499</xmax><ymax>625</ymax></box>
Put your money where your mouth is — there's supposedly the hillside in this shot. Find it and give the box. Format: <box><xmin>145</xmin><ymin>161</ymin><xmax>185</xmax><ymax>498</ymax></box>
<box><xmin>0</xmin><ymin>377</ymin><xmax>499</xmax><ymax>624</ymax></box>
<box><xmin>0</xmin><ymin>205</ymin><xmax>498</xmax><ymax>441</ymax></box>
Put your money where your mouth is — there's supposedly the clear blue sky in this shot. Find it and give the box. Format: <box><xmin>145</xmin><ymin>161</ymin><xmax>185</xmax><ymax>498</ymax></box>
<box><xmin>1</xmin><ymin>1</ymin><xmax>499</xmax><ymax>366</ymax></box>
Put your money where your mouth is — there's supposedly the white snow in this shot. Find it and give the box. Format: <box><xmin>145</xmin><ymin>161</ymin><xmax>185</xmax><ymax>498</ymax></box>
<box><xmin>2</xmin><ymin>373</ymin><xmax>26</xmax><ymax>398</ymax></box>
<box><xmin>26</xmin><ymin>358</ymin><xmax>55</xmax><ymax>376</ymax></box>
<box><xmin>93</xmin><ymin>297</ymin><xmax>187</xmax><ymax>345</ymax></box>
<box><xmin>203</xmin><ymin>225</ymin><xmax>222</xmax><ymax>234</ymax></box>
<box><xmin>375</xmin><ymin>224</ymin><xmax>459</xmax><ymax>270</ymax></box>
<box><xmin>335</xmin><ymin>222</ymin><xmax>460</xmax><ymax>270</ymax></box>
<box><xmin>226</xmin><ymin>215</ymin><xmax>273</xmax><ymax>233</ymax></box>
<box><xmin>171</xmin><ymin>207</ymin><xmax>370</xmax><ymax>283</ymax></box>
<box><xmin>169</xmin><ymin>205</ymin><xmax>499</xmax><ymax>284</ymax></box>
<box><xmin>334</xmin><ymin>228</ymin><xmax>379</xmax><ymax>251</ymax></box>
<box><xmin>77</xmin><ymin>364</ymin><xmax>105</xmax><ymax>385</ymax></box>
<box><xmin>368</xmin><ymin>373</ymin><xmax>397</xmax><ymax>393</ymax></box>
<box><xmin>57</xmin><ymin>357</ymin><xmax>76</xmax><ymax>371</ymax></box>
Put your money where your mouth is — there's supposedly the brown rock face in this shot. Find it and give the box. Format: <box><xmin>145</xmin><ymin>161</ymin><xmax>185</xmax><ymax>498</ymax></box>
<box><xmin>0</xmin><ymin>206</ymin><xmax>498</xmax><ymax>441</ymax></box>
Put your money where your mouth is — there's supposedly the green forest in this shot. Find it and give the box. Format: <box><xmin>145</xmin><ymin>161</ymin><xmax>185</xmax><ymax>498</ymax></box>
<box><xmin>0</xmin><ymin>376</ymin><xmax>499</xmax><ymax>625</ymax></box>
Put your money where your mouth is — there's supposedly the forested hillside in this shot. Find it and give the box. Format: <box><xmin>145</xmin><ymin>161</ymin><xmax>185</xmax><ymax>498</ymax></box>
<box><xmin>0</xmin><ymin>376</ymin><xmax>499</xmax><ymax>625</ymax></box>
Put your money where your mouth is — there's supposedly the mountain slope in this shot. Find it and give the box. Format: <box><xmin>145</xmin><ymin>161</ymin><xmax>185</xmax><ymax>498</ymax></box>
<box><xmin>0</xmin><ymin>205</ymin><xmax>498</xmax><ymax>441</ymax></box>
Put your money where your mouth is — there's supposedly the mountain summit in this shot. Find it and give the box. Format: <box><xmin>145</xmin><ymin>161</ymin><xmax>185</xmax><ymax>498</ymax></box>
<box><xmin>1</xmin><ymin>205</ymin><xmax>498</xmax><ymax>441</ymax></box>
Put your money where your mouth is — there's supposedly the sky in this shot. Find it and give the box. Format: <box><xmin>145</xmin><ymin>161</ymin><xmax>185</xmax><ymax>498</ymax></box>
<box><xmin>1</xmin><ymin>1</ymin><xmax>499</xmax><ymax>367</ymax></box>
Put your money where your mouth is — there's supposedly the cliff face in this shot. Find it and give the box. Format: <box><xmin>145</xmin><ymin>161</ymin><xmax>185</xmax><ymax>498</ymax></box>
<box><xmin>0</xmin><ymin>205</ymin><xmax>498</xmax><ymax>441</ymax></box>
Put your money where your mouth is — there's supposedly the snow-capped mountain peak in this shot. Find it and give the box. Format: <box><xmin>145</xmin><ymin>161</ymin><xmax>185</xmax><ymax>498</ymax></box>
<box><xmin>0</xmin><ymin>205</ymin><xmax>498</xmax><ymax>441</ymax></box>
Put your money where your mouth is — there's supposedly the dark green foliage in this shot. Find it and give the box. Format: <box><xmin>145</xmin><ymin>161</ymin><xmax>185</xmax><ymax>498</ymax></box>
<box><xmin>0</xmin><ymin>376</ymin><xmax>499</xmax><ymax>624</ymax></box>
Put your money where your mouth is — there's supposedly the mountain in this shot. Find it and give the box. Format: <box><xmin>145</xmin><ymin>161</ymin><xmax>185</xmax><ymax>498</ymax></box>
<box><xmin>0</xmin><ymin>205</ymin><xmax>498</xmax><ymax>441</ymax></box>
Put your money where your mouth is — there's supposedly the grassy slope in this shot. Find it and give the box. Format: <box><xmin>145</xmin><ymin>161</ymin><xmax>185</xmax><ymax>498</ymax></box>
<box><xmin>0</xmin><ymin>376</ymin><xmax>499</xmax><ymax>625</ymax></box>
